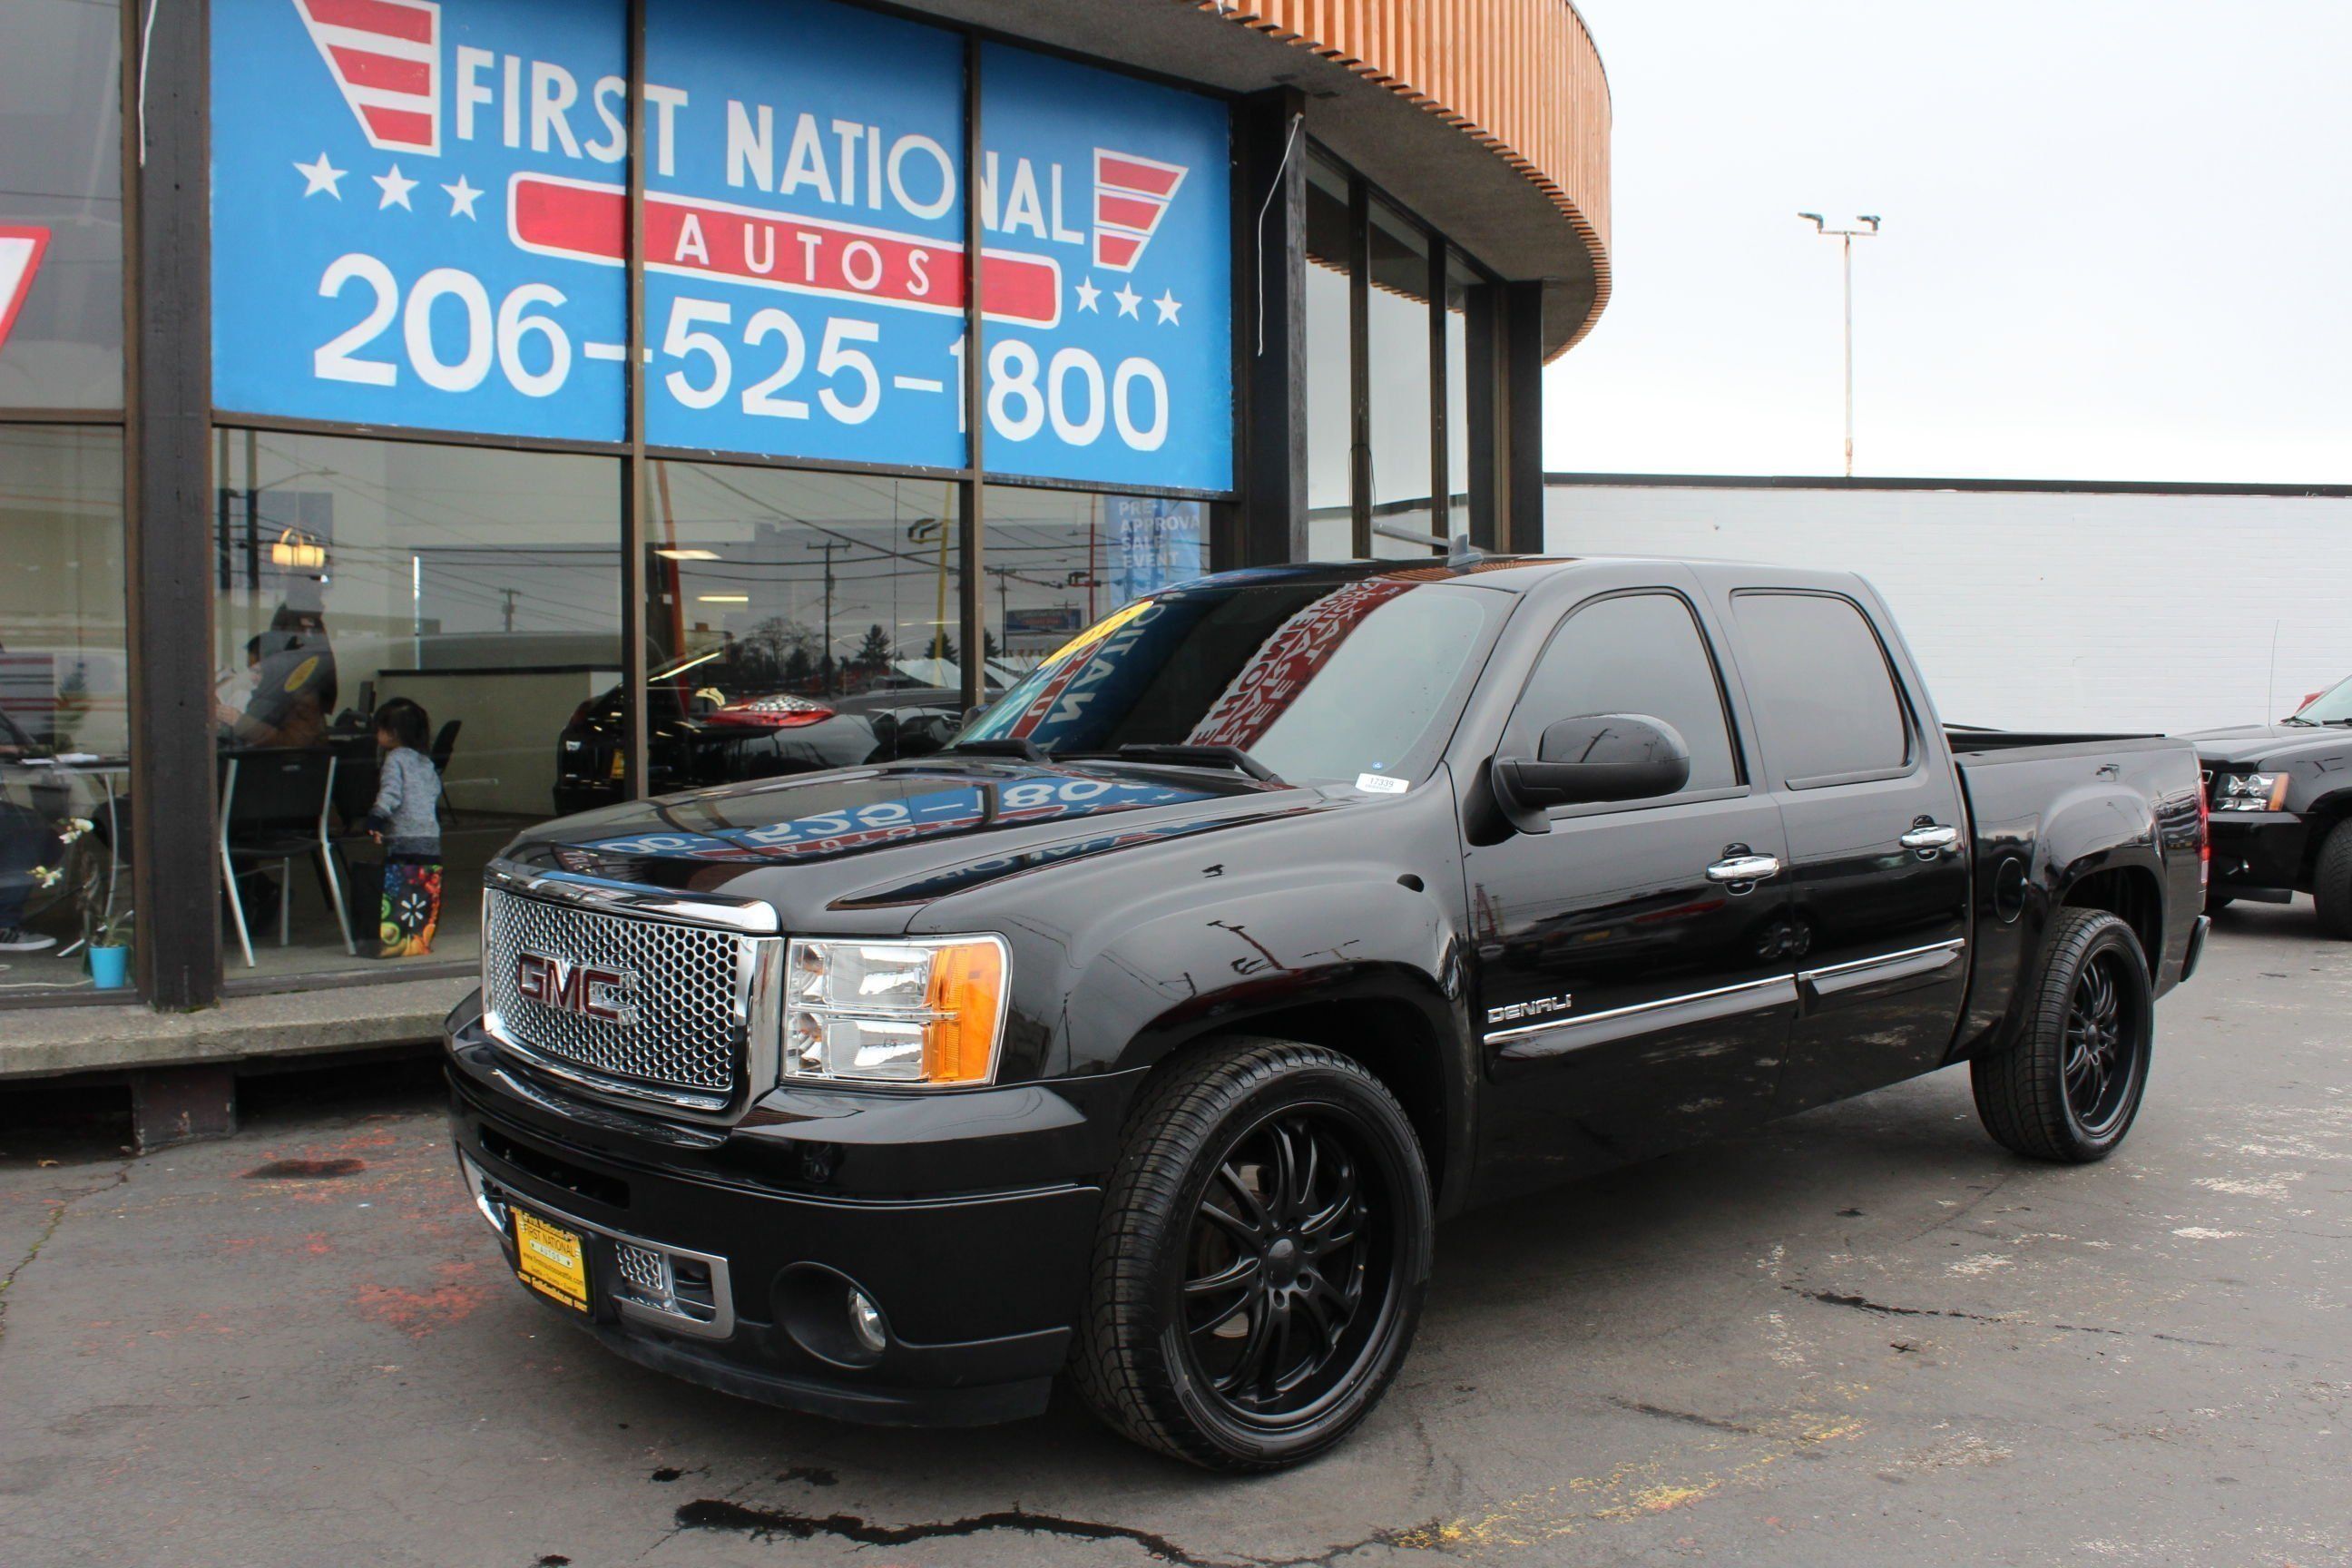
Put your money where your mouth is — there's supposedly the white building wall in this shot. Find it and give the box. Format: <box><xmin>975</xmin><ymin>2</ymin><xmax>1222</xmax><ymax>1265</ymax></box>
<box><xmin>1545</xmin><ymin>484</ymin><xmax>2352</xmax><ymax>735</ymax></box>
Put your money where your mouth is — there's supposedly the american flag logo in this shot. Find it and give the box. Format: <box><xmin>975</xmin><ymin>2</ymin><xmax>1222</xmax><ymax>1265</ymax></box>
<box><xmin>0</xmin><ymin>225</ymin><xmax>48</xmax><ymax>357</ymax></box>
<box><xmin>1092</xmin><ymin>150</ymin><xmax>1187</xmax><ymax>273</ymax></box>
<box><xmin>293</xmin><ymin>0</ymin><xmax>442</xmax><ymax>156</ymax></box>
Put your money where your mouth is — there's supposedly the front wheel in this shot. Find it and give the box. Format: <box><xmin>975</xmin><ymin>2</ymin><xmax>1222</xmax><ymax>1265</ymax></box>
<box><xmin>2313</xmin><ymin>819</ymin><xmax>2352</xmax><ymax>938</ymax></box>
<box><xmin>1972</xmin><ymin>907</ymin><xmax>2153</xmax><ymax>1162</ymax></box>
<box><xmin>1071</xmin><ymin>1037</ymin><xmax>1433</xmax><ymax>1471</ymax></box>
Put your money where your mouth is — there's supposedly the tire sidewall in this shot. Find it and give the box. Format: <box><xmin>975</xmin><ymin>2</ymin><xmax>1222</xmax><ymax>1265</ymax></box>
<box><xmin>2054</xmin><ymin>920</ymin><xmax>2154</xmax><ymax>1157</ymax></box>
<box><xmin>1150</xmin><ymin>1059</ymin><xmax>1433</xmax><ymax>1467</ymax></box>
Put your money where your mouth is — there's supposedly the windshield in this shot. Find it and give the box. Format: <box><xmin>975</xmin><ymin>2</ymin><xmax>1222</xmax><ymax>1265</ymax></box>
<box><xmin>2292</xmin><ymin>675</ymin><xmax>2352</xmax><ymax>724</ymax></box>
<box><xmin>957</xmin><ymin>573</ymin><xmax>1504</xmax><ymax>787</ymax></box>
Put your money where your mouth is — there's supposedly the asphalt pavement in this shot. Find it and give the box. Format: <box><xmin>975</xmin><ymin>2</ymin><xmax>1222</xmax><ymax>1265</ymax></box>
<box><xmin>2</xmin><ymin>900</ymin><xmax>2346</xmax><ymax>1568</ymax></box>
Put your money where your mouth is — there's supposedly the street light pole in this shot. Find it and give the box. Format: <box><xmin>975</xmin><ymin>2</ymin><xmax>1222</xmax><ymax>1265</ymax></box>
<box><xmin>1798</xmin><ymin>212</ymin><xmax>1880</xmax><ymax>477</ymax></box>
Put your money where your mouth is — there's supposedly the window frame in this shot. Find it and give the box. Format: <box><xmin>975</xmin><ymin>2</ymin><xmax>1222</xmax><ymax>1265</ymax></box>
<box><xmin>1728</xmin><ymin>588</ymin><xmax>1924</xmax><ymax>792</ymax></box>
<box><xmin>1502</xmin><ymin>586</ymin><xmax>1752</xmax><ymax>820</ymax></box>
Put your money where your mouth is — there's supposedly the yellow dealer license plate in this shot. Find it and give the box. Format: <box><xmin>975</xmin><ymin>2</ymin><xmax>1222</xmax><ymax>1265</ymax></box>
<box><xmin>513</xmin><ymin>1209</ymin><xmax>590</xmax><ymax>1314</ymax></box>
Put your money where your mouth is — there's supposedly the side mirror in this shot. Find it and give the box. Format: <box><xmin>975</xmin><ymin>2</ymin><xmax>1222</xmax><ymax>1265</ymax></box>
<box><xmin>1492</xmin><ymin>713</ymin><xmax>1691</xmax><ymax>833</ymax></box>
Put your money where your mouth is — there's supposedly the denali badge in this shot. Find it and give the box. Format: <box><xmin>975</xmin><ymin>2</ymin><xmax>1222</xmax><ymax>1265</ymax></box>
<box><xmin>516</xmin><ymin>953</ymin><xmax>638</xmax><ymax>1025</ymax></box>
<box><xmin>1488</xmin><ymin>994</ymin><xmax>1573</xmax><ymax>1027</ymax></box>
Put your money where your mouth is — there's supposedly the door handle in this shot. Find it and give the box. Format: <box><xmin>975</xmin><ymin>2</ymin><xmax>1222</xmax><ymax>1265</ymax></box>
<box><xmin>1705</xmin><ymin>854</ymin><xmax>1781</xmax><ymax>885</ymax></box>
<box><xmin>1899</xmin><ymin>824</ymin><xmax>1960</xmax><ymax>854</ymax></box>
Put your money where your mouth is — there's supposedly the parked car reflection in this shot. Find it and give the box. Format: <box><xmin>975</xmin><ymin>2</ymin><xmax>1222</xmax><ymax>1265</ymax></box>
<box><xmin>554</xmin><ymin>645</ymin><xmax>1003</xmax><ymax>814</ymax></box>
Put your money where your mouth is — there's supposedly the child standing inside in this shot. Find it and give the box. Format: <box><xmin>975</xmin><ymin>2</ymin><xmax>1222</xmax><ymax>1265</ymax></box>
<box><xmin>365</xmin><ymin>699</ymin><xmax>444</xmax><ymax>958</ymax></box>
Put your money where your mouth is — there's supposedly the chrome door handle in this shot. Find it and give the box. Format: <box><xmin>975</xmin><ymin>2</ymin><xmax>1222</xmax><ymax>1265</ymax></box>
<box><xmin>1899</xmin><ymin>824</ymin><xmax>1960</xmax><ymax>853</ymax></box>
<box><xmin>1706</xmin><ymin>854</ymin><xmax>1781</xmax><ymax>884</ymax></box>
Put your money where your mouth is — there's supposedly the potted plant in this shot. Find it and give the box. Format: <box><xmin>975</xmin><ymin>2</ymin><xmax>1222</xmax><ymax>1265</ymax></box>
<box><xmin>83</xmin><ymin>905</ymin><xmax>132</xmax><ymax>990</ymax></box>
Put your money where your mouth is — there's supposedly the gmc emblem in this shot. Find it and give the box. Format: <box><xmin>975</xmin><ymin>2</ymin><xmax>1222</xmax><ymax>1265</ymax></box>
<box><xmin>515</xmin><ymin>952</ymin><xmax>637</xmax><ymax>1025</ymax></box>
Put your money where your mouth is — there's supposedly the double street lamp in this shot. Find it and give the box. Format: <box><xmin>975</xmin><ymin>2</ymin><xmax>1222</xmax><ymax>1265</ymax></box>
<box><xmin>1798</xmin><ymin>211</ymin><xmax>1881</xmax><ymax>477</ymax></box>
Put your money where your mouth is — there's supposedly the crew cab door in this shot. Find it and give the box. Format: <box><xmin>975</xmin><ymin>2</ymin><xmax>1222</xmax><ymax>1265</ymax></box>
<box><xmin>1712</xmin><ymin>583</ymin><xmax>1972</xmax><ymax>1112</ymax></box>
<box><xmin>1465</xmin><ymin>583</ymin><xmax>1798</xmax><ymax>1191</ymax></box>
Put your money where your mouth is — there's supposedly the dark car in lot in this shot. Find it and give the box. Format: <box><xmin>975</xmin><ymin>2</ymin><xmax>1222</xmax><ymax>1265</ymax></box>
<box><xmin>553</xmin><ymin>647</ymin><xmax>992</xmax><ymax>816</ymax></box>
<box><xmin>448</xmin><ymin>556</ymin><xmax>2208</xmax><ymax>1470</ymax></box>
<box><xmin>2186</xmin><ymin>673</ymin><xmax>2352</xmax><ymax>932</ymax></box>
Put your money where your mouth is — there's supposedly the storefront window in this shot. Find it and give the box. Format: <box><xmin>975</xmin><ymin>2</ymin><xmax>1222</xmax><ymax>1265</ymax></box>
<box><xmin>0</xmin><ymin>1</ymin><xmax>125</xmax><ymax>409</ymax></box>
<box><xmin>979</xmin><ymin>485</ymin><xmax>1204</xmax><ymax>676</ymax></box>
<box><xmin>1446</xmin><ymin>255</ymin><xmax>1476</xmax><ymax>539</ymax></box>
<box><xmin>214</xmin><ymin>432</ymin><xmax>622</xmax><ymax>979</ymax></box>
<box><xmin>639</xmin><ymin>462</ymin><xmax>968</xmax><ymax>793</ymax></box>
<box><xmin>1303</xmin><ymin>154</ymin><xmax>1353</xmax><ymax>560</ymax></box>
<box><xmin>0</xmin><ymin>426</ymin><xmax>129</xmax><ymax>990</ymax></box>
<box><xmin>1365</xmin><ymin>199</ymin><xmax>1435</xmax><ymax>557</ymax></box>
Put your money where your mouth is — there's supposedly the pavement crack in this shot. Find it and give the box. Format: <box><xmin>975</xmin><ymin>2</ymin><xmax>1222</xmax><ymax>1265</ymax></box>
<box><xmin>671</xmin><ymin>1499</ymin><xmax>1416</xmax><ymax>1567</ymax></box>
<box><xmin>0</xmin><ymin>1161</ymin><xmax>131</xmax><ymax>1351</ymax></box>
<box><xmin>1788</xmin><ymin>1285</ymin><xmax>2240</xmax><ymax>1349</ymax></box>
<box><xmin>1605</xmin><ymin>1396</ymin><xmax>1761</xmax><ymax>1435</ymax></box>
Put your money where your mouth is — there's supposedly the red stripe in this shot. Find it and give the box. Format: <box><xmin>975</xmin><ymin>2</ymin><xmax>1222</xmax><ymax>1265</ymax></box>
<box><xmin>304</xmin><ymin>0</ymin><xmax>435</xmax><ymax>44</ymax></box>
<box><xmin>328</xmin><ymin>45</ymin><xmax>431</xmax><ymax>94</ymax></box>
<box><xmin>1095</xmin><ymin>192</ymin><xmax>1165</xmax><ymax>231</ymax></box>
<box><xmin>1096</xmin><ymin>156</ymin><xmax>1183</xmax><ymax>198</ymax></box>
<box><xmin>1094</xmin><ymin>233</ymin><xmax>1143</xmax><ymax>270</ymax></box>
<box><xmin>360</xmin><ymin>103</ymin><xmax>436</xmax><ymax>149</ymax></box>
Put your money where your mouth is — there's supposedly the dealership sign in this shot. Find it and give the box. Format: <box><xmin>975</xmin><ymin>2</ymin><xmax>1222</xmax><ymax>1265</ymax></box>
<box><xmin>211</xmin><ymin>0</ymin><xmax>1232</xmax><ymax>489</ymax></box>
<box><xmin>0</xmin><ymin>226</ymin><xmax>49</xmax><ymax>357</ymax></box>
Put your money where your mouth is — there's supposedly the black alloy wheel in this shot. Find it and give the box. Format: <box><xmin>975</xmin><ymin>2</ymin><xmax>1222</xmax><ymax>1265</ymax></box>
<box><xmin>1179</xmin><ymin>1109</ymin><xmax>1388</xmax><ymax>1423</ymax></box>
<box><xmin>1073</xmin><ymin>1037</ymin><xmax>1432</xmax><ymax>1471</ymax></box>
<box><xmin>1973</xmin><ymin>906</ymin><xmax>2154</xmax><ymax>1162</ymax></box>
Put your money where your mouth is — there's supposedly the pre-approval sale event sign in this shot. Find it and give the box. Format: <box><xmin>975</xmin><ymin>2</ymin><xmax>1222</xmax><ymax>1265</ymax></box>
<box><xmin>211</xmin><ymin>0</ymin><xmax>1233</xmax><ymax>490</ymax></box>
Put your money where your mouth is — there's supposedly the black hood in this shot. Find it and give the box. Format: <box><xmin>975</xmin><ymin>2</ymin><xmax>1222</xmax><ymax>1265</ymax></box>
<box><xmin>2181</xmin><ymin>722</ymin><xmax>2352</xmax><ymax>770</ymax></box>
<box><xmin>496</xmin><ymin>756</ymin><xmax>1338</xmax><ymax>927</ymax></box>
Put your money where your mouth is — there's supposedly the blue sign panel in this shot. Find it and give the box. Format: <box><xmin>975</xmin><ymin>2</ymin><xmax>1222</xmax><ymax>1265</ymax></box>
<box><xmin>975</xmin><ymin>44</ymin><xmax>1232</xmax><ymax>491</ymax></box>
<box><xmin>211</xmin><ymin>0</ymin><xmax>1231</xmax><ymax>489</ymax></box>
<box><xmin>213</xmin><ymin>0</ymin><xmax>629</xmax><ymax>441</ymax></box>
<box><xmin>641</xmin><ymin>0</ymin><xmax>967</xmax><ymax>469</ymax></box>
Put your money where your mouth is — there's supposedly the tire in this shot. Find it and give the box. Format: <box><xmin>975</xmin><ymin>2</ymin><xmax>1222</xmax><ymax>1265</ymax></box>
<box><xmin>1972</xmin><ymin>907</ymin><xmax>2153</xmax><ymax>1163</ymax></box>
<box><xmin>2313</xmin><ymin>820</ymin><xmax>2352</xmax><ymax>939</ymax></box>
<box><xmin>1071</xmin><ymin>1036</ymin><xmax>1433</xmax><ymax>1471</ymax></box>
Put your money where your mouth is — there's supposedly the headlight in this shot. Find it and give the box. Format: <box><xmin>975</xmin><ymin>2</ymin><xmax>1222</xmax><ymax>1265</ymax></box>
<box><xmin>2215</xmin><ymin>771</ymin><xmax>2288</xmax><ymax>811</ymax></box>
<box><xmin>780</xmin><ymin>935</ymin><xmax>1008</xmax><ymax>1086</ymax></box>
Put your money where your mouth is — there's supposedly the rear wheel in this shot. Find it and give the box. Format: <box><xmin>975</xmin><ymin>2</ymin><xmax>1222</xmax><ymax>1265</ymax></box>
<box><xmin>1972</xmin><ymin>907</ymin><xmax>2153</xmax><ymax>1162</ymax></box>
<box><xmin>2313</xmin><ymin>821</ymin><xmax>2352</xmax><ymax>938</ymax></box>
<box><xmin>1072</xmin><ymin>1037</ymin><xmax>1432</xmax><ymax>1471</ymax></box>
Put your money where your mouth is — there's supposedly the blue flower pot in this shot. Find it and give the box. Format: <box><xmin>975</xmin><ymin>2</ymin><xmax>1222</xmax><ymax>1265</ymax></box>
<box><xmin>89</xmin><ymin>945</ymin><xmax>130</xmax><ymax>990</ymax></box>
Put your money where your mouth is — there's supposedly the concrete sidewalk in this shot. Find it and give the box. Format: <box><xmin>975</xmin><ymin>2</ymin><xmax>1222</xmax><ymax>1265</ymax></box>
<box><xmin>0</xmin><ymin>975</ymin><xmax>474</xmax><ymax>1146</ymax></box>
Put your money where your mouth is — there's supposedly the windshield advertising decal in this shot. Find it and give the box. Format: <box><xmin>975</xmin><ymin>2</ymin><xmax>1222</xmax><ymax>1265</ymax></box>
<box><xmin>211</xmin><ymin>0</ymin><xmax>1231</xmax><ymax>486</ymax></box>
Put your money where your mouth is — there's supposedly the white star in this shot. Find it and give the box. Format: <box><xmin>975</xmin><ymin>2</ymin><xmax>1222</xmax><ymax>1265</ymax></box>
<box><xmin>1152</xmin><ymin>289</ymin><xmax>1181</xmax><ymax>326</ymax></box>
<box><xmin>293</xmin><ymin>152</ymin><xmax>346</xmax><ymax>200</ymax></box>
<box><xmin>1073</xmin><ymin>277</ymin><xmax>1102</xmax><ymax>314</ymax></box>
<box><xmin>441</xmin><ymin>175</ymin><xmax>483</xmax><ymax>220</ymax></box>
<box><xmin>1113</xmin><ymin>282</ymin><xmax>1142</xmax><ymax>319</ymax></box>
<box><xmin>373</xmin><ymin>162</ymin><xmax>417</xmax><ymax>211</ymax></box>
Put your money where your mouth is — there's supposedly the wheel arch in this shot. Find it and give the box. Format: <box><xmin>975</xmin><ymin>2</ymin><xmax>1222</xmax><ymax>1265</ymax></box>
<box><xmin>2058</xmin><ymin>862</ymin><xmax>2165</xmax><ymax>976</ymax></box>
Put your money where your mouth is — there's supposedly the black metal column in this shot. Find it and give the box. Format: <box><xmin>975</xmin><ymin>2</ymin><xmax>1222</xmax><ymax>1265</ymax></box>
<box><xmin>1347</xmin><ymin>177</ymin><xmax>1371</xmax><ymax>559</ymax></box>
<box><xmin>622</xmin><ymin>0</ymin><xmax>650</xmax><ymax>797</ymax></box>
<box><xmin>1464</xmin><ymin>284</ymin><xmax>1500</xmax><ymax>552</ymax></box>
<box><xmin>1234</xmin><ymin>89</ymin><xmax>1304</xmax><ymax>567</ymax></box>
<box><xmin>1502</xmin><ymin>281</ymin><xmax>1547</xmax><ymax>554</ymax></box>
<box><xmin>129</xmin><ymin>0</ymin><xmax>219</xmax><ymax>1010</ymax></box>
<box><xmin>957</xmin><ymin>34</ymin><xmax>986</xmax><ymax>713</ymax></box>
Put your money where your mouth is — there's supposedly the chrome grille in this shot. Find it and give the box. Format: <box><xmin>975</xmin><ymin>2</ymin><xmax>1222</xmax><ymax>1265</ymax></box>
<box><xmin>483</xmin><ymin>887</ymin><xmax>753</xmax><ymax>1102</ymax></box>
<box><xmin>615</xmin><ymin>1241</ymin><xmax>670</xmax><ymax>1298</ymax></box>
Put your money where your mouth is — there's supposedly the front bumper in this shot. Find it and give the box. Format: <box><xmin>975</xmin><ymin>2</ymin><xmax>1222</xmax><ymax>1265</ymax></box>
<box><xmin>445</xmin><ymin>1002</ymin><xmax>1113</xmax><ymax>1427</ymax></box>
<box><xmin>2208</xmin><ymin>812</ymin><xmax>2307</xmax><ymax>895</ymax></box>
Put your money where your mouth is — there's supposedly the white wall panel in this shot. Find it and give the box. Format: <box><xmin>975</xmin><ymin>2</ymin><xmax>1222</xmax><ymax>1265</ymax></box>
<box><xmin>1546</xmin><ymin>485</ymin><xmax>2352</xmax><ymax>735</ymax></box>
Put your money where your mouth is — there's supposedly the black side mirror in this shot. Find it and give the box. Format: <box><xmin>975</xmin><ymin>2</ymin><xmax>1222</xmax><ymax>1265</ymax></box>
<box><xmin>1492</xmin><ymin>713</ymin><xmax>1691</xmax><ymax>833</ymax></box>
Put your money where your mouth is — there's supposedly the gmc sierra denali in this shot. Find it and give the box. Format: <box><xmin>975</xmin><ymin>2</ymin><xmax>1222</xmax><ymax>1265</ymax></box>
<box><xmin>446</xmin><ymin>556</ymin><xmax>2209</xmax><ymax>1470</ymax></box>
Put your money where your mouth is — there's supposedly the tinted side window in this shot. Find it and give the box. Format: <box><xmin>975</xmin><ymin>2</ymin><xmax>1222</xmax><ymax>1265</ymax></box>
<box><xmin>1512</xmin><ymin>593</ymin><xmax>1739</xmax><ymax>793</ymax></box>
<box><xmin>1731</xmin><ymin>592</ymin><xmax>1909</xmax><ymax>783</ymax></box>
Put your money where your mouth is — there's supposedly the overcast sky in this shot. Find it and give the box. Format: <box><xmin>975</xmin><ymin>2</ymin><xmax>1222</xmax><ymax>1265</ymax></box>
<box><xmin>1544</xmin><ymin>1</ymin><xmax>2352</xmax><ymax>482</ymax></box>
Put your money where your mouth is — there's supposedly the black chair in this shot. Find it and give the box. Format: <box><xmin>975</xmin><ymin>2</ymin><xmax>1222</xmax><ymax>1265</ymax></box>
<box><xmin>429</xmin><ymin>719</ymin><xmax>462</xmax><ymax>823</ymax></box>
<box><xmin>219</xmin><ymin>749</ymin><xmax>353</xmax><ymax>967</ymax></box>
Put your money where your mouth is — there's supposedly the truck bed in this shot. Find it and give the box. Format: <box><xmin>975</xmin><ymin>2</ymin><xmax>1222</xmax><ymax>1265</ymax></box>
<box><xmin>1945</xmin><ymin>725</ymin><xmax>2169</xmax><ymax>758</ymax></box>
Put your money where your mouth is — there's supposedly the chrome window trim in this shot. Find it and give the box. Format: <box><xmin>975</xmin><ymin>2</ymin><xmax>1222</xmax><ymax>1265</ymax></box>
<box><xmin>456</xmin><ymin>1152</ymin><xmax>737</xmax><ymax>1339</ymax></box>
<box><xmin>485</xmin><ymin>858</ymin><xmax>780</xmax><ymax>936</ymax></box>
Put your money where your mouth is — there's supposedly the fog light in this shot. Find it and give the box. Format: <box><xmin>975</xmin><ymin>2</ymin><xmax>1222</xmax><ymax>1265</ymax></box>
<box><xmin>848</xmin><ymin>1288</ymin><xmax>888</xmax><ymax>1356</ymax></box>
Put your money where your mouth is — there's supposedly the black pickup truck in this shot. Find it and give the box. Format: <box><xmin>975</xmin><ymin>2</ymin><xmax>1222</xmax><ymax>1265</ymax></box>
<box><xmin>445</xmin><ymin>556</ymin><xmax>2208</xmax><ymax>1471</ymax></box>
<box><xmin>2186</xmin><ymin>673</ymin><xmax>2352</xmax><ymax>933</ymax></box>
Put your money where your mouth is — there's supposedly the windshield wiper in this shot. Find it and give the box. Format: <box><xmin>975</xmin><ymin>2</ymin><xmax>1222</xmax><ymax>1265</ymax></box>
<box><xmin>2282</xmin><ymin>715</ymin><xmax>2315</xmax><ymax>726</ymax></box>
<box><xmin>1110</xmin><ymin>743</ymin><xmax>1287</xmax><ymax>785</ymax></box>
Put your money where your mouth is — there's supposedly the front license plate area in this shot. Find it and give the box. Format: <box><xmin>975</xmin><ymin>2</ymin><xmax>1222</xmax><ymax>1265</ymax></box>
<box><xmin>513</xmin><ymin>1208</ymin><xmax>590</xmax><ymax>1314</ymax></box>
